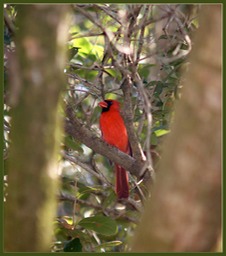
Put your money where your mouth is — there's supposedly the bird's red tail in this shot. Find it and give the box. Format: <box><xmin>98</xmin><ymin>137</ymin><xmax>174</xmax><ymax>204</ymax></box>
<box><xmin>115</xmin><ymin>164</ymin><xmax>129</xmax><ymax>199</ymax></box>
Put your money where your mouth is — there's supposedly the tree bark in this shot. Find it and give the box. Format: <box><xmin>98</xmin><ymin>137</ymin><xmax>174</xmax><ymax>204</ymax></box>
<box><xmin>4</xmin><ymin>5</ymin><xmax>70</xmax><ymax>252</ymax></box>
<box><xmin>131</xmin><ymin>5</ymin><xmax>222</xmax><ymax>252</ymax></box>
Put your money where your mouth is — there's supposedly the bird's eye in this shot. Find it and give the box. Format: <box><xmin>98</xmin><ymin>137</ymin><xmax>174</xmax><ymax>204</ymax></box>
<box><xmin>105</xmin><ymin>100</ymin><xmax>112</xmax><ymax>106</ymax></box>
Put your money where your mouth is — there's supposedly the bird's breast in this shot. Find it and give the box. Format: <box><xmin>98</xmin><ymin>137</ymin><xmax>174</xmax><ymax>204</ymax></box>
<box><xmin>100</xmin><ymin>110</ymin><xmax>129</xmax><ymax>153</ymax></box>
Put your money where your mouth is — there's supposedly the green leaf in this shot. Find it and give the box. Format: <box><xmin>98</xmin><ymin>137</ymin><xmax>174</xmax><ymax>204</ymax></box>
<box><xmin>105</xmin><ymin>68</ymin><xmax>120</xmax><ymax>79</ymax></box>
<box><xmin>102</xmin><ymin>189</ymin><xmax>117</xmax><ymax>209</ymax></box>
<box><xmin>95</xmin><ymin>240</ymin><xmax>122</xmax><ymax>250</ymax></box>
<box><xmin>154</xmin><ymin>129</ymin><xmax>170</xmax><ymax>137</ymax></box>
<box><xmin>74</xmin><ymin>37</ymin><xmax>93</xmax><ymax>53</ymax></box>
<box><xmin>158</xmin><ymin>34</ymin><xmax>174</xmax><ymax>40</ymax></box>
<box><xmin>68</xmin><ymin>47</ymin><xmax>79</xmax><ymax>60</ymax></box>
<box><xmin>138</xmin><ymin>64</ymin><xmax>156</xmax><ymax>79</ymax></box>
<box><xmin>78</xmin><ymin>215</ymin><xmax>118</xmax><ymax>236</ymax></box>
<box><xmin>63</xmin><ymin>238</ymin><xmax>82</xmax><ymax>252</ymax></box>
<box><xmin>158</xmin><ymin>34</ymin><xmax>168</xmax><ymax>40</ymax></box>
<box><xmin>77</xmin><ymin>185</ymin><xmax>103</xmax><ymax>199</ymax></box>
<box><xmin>151</xmin><ymin>132</ymin><xmax>158</xmax><ymax>145</ymax></box>
<box><xmin>64</xmin><ymin>136</ymin><xmax>84</xmax><ymax>153</ymax></box>
<box><xmin>146</xmin><ymin>80</ymin><xmax>158</xmax><ymax>87</ymax></box>
<box><xmin>154</xmin><ymin>81</ymin><xmax>164</xmax><ymax>96</ymax></box>
<box><xmin>91</xmin><ymin>44</ymin><xmax>104</xmax><ymax>59</ymax></box>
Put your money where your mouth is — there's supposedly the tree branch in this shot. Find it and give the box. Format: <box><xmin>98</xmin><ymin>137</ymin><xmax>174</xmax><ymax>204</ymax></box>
<box><xmin>58</xmin><ymin>192</ymin><xmax>140</xmax><ymax>223</ymax></box>
<box><xmin>121</xmin><ymin>77</ymin><xmax>146</xmax><ymax>167</ymax></box>
<box><xmin>63</xmin><ymin>151</ymin><xmax>113</xmax><ymax>187</ymax></box>
<box><xmin>65</xmin><ymin>104</ymin><xmax>144</xmax><ymax>179</ymax></box>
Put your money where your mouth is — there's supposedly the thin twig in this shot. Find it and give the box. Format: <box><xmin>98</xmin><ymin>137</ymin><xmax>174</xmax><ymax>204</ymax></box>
<box><xmin>69</xmin><ymin>32</ymin><xmax>104</xmax><ymax>40</ymax></box>
<box><xmin>63</xmin><ymin>151</ymin><xmax>113</xmax><ymax>187</ymax></box>
<box><xmin>134</xmin><ymin>73</ymin><xmax>155</xmax><ymax>178</ymax></box>
<box><xmin>58</xmin><ymin>192</ymin><xmax>140</xmax><ymax>223</ymax></box>
<box><xmin>94</xmin><ymin>4</ymin><xmax>122</xmax><ymax>25</ymax></box>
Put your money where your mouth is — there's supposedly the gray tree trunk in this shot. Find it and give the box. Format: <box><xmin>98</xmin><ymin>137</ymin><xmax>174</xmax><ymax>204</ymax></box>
<box><xmin>4</xmin><ymin>5</ymin><xmax>70</xmax><ymax>252</ymax></box>
<box><xmin>131</xmin><ymin>5</ymin><xmax>222</xmax><ymax>252</ymax></box>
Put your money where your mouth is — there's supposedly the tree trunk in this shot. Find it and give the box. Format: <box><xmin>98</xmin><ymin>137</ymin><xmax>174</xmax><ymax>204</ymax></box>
<box><xmin>4</xmin><ymin>5</ymin><xmax>70</xmax><ymax>252</ymax></box>
<box><xmin>131</xmin><ymin>5</ymin><xmax>222</xmax><ymax>252</ymax></box>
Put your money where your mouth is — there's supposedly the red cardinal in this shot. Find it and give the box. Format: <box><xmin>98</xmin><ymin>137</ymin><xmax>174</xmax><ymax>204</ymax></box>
<box><xmin>98</xmin><ymin>99</ymin><xmax>129</xmax><ymax>199</ymax></box>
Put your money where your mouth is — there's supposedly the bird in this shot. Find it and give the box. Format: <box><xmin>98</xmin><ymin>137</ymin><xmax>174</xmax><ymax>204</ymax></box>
<box><xmin>98</xmin><ymin>99</ymin><xmax>130</xmax><ymax>199</ymax></box>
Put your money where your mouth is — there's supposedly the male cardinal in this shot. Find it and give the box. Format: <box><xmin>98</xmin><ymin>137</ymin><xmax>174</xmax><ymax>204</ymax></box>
<box><xmin>98</xmin><ymin>99</ymin><xmax>130</xmax><ymax>199</ymax></box>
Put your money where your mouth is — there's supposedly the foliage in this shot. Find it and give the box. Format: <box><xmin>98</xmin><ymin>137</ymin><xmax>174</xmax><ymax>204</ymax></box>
<box><xmin>4</xmin><ymin>4</ymin><xmax>199</xmax><ymax>252</ymax></box>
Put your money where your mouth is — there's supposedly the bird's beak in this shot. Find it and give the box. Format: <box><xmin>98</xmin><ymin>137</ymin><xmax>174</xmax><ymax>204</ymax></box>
<box><xmin>98</xmin><ymin>101</ymin><xmax>108</xmax><ymax>108</ymax></box>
